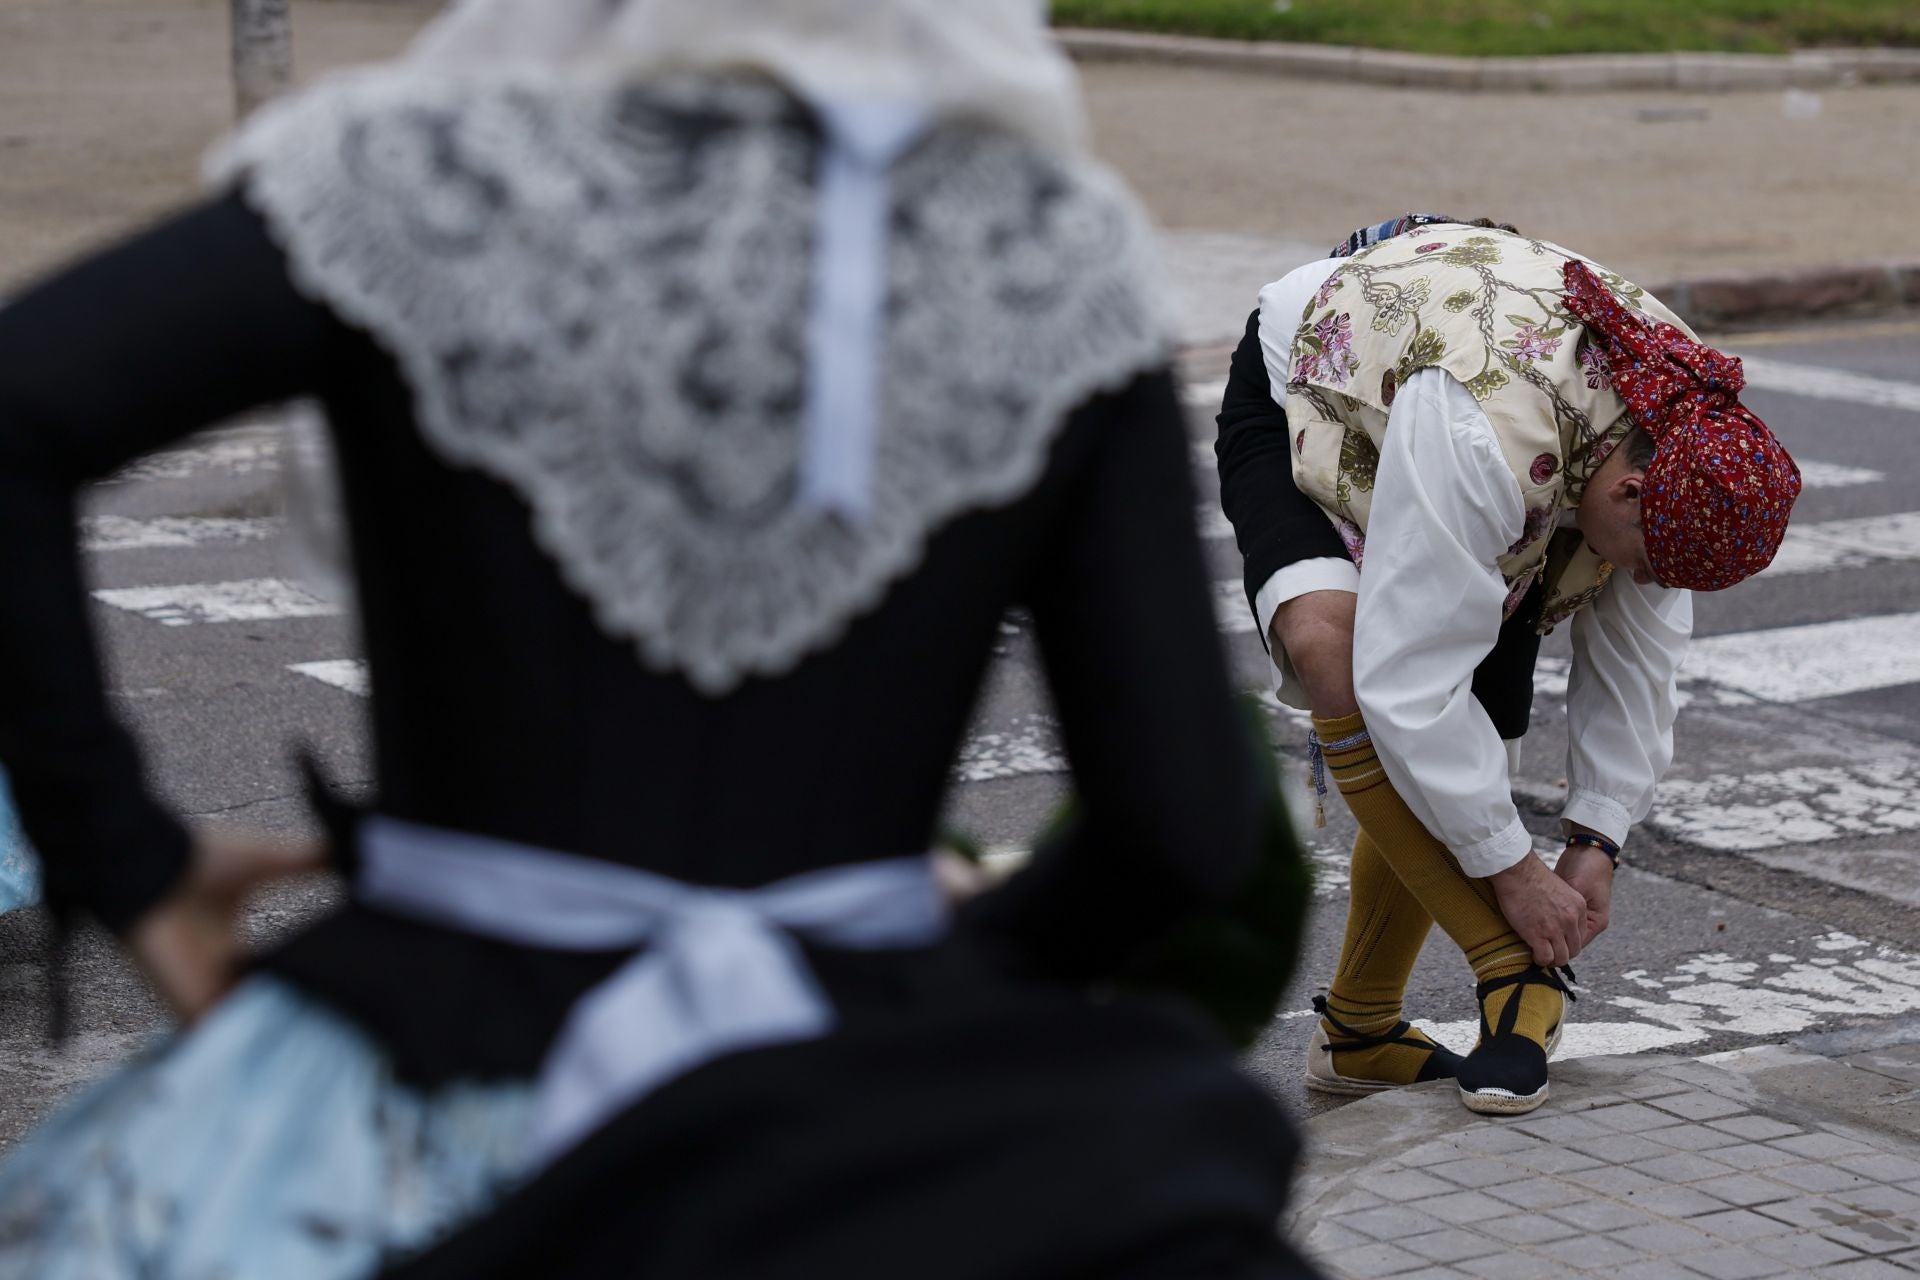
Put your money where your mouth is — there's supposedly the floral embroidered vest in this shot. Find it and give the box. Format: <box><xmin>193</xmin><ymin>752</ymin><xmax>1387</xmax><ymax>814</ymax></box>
<box><xmin>1281</xmin><ymin>226</ymin><xmax>1694</xmax><ymax>631</ymax></box>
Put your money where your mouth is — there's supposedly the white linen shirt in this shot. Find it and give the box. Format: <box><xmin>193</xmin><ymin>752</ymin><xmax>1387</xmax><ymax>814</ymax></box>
<box><xmin>1251</xmin><ymin>259</ymin><xmax>1692</xmax><ymax>877</ymax></box>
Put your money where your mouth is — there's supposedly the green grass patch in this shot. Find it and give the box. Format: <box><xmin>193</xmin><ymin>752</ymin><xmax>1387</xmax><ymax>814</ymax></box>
<box><xmin>1050</xmin><ymin>0</ymin><xmax>1920</xmax><ymax>57</ymax></box>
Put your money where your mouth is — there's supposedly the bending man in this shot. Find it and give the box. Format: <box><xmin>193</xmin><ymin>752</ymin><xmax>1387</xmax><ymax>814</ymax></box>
<box><xmin>1216</xmin><ymin>217</ymin><xmax>1800</xmax><ymax>1113</ymax></box>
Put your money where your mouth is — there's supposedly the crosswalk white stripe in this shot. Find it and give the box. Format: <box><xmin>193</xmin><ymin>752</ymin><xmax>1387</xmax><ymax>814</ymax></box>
<box><xmin>289</xmin><ymin>659</ymin><xmax>369</xmax><ymax>696</ymax></box>
<box><xmin>1183</xmin><ymin>379</ymin><xmax>1227</xmax><ymax>410</ymax></box>
<box><xmin>93</xmin><ymin>578</ymin><xmax>340</xmax><ymax>626</ymax></box>
<box><xmin>1737</xmin><ymin>355</ymin><xmax>1920</xmax><ymax>415</ymax></box>
<box><xmin>1794</xmin><ymin>460</ymin><xmax>1888</xmax><ymax>490</ymax></box>
<box><xmin>1214</xmin><ymin>579</ymin><xmax>1255</xmax><ymax>634</ymax></box>
<box><xmin>1765</xmin><ymin>510</ymin><xmax>1920</xmax><ymax>576</ymax></box>
<box><xmin>1682</xmin><ymin>610</ymin><xmax>1920</xmax><ymax>703</ymax></box>
<box><xmin>1649</xmin><ymin>761</ymin><xmax>1920</xmax><ymax>853</ymax></box>
<box><xmin>1196</xmin><ymin>504</ymin><xmax>1234</xmax><ymax>540</ymax></box>
<box><xmin>81</xmin><ymin>516</ymin><xmax>281</xmax><ymax>552</ymax></box>
<box><xmin>102</xmin><ymin>434</ymin><xmax>282</xmax><ymax>485</ymax></box>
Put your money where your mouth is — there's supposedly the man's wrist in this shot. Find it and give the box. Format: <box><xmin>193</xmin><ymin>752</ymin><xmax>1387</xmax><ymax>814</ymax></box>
<box><xmin>1564</xmin><ymin>832</ymin><xmax>1620</xmax><ymax>870</ymax></box>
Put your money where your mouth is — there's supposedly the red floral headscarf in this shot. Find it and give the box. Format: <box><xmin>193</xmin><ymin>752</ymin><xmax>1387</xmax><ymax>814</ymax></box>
<box><xmin>1561</xmin><ymin>261</ymin><xmax>1801</xmax><ymax>592</ymax></box>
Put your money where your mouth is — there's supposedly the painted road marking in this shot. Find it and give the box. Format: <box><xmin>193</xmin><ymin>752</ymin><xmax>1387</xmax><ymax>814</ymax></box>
<box><xmin>952</xmin><ymin>717</ymin><xmax>1067</xmax><ymax>783</ymax></box>
<box><xmin>1215</xmin><ymin>579</ymin><xmax>1256</xmax><ymax>634</ymax></box>
<box><xmin>1184</xmin><ymin>379</ymin><xmax>1227</xmax><ymax>410</ymax></box>
<box><xmin>1683</xmin><ymin>610</ymin><xmax>1920</xmax><ymax>703</ymax></box>
<box><xmin>1796</xmin><ymin>460</ymin><xmax>1887</xmax><ymax>489</ymax></box>
<box><xmin>1649</xmin><ymin>759</ymin><xmax>1920</xmax><ymax>853</ymax></box>
<box><xmin>1544</xmin><ymin>611</ymin><xmax>1920</xmax><ymax>707</ymax></box>
<box><xmin>1417</xmin><ymin>932</ymin><xmax>1920</xmax><ymax>1061</ymax></box>
<box><xmin>103</xmin><ymin>432</ymin><xmax>282</xmax><ymax>484</ymax></box>
<box><xmin>289</xmin><ymin>659</ymin><xmax>369</xmax><ymax>696</ymax></box>
<box><xmin>81</xmin><ymin>516</ymin><xmax>280</xmax><ymax>552</ymax></box>
<box><xmin>1764</xmin><ymin>510</ymin><xmax>1920</xmax><ymax>576</ymax></box>
<box><xmin>93</xmin><ymin>578</ymin><xmax>340</xmax><ymax>627</ymax></box>
<box><xmin>1738</xmin><ymin>355</ymin><xmax>1920</xmax><ymax>415</ymax></box>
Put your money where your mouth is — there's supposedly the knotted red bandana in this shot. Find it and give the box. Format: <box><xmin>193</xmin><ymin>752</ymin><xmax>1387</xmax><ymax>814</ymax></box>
<box><xmin>1561</xmin><ymin>260</ymin><xmax>1801</xmax><ymax>591</ymax></box>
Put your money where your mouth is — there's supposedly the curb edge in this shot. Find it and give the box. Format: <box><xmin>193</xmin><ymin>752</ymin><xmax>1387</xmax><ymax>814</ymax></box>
<box><xmin>1058</xmin><ymin>28</ymin><xmax>1920</xmax><ymax>94</ymax></box>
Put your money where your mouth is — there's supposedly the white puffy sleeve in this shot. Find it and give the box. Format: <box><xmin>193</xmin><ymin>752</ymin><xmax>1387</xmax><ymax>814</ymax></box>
<box><xmin>1351</xmin><ymin>368</ymin><xmax>1534</xmax><ymax>878</ymax></box>
<box><xmin>1562</xmin><ymin>573</ymin><xmax>1693</xmax><ymax>845</ymax></box>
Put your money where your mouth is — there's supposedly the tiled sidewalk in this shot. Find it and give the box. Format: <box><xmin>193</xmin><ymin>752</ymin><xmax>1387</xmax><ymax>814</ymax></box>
<box><xmin>1290</xmin><ymin>1051</ymin><xmax>1920</xmax><ymax>1278</ymax></box>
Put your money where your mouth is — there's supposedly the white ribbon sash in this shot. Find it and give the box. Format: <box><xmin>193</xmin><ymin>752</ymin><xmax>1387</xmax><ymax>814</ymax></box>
<box><xmin>356</xmin><ymin>816</ymin><xmax>949</xmax><ymax>1165</ymax></box>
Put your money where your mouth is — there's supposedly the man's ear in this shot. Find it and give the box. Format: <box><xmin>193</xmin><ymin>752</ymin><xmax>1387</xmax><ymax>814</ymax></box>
<box><xmin>1615</xmin><ymin>472</ymin><xmax>1646</xmax><ymax>502</ymax></box>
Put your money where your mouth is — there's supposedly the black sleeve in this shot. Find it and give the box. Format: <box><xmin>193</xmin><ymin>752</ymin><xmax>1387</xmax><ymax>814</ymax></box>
<box><xmin>964</xmin><ymin>371</ymin><xmax>1307</xmax><ymax>1037</ymax></box>
<box><xmin>0</xmin><ymin>192</ymin><xmax>345</xmax><ymax>931</ymax></box>
<box><xmin>1214</xmin><ymin>306</ymin><xmax>1346</xmax><ymax>645</ymax></box>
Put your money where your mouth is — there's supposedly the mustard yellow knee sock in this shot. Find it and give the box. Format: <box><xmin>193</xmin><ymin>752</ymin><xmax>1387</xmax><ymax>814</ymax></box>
<box><xmin>1320</xmin><ymin>830</ymin><xmax>1452</xmax><ymax>1084</ymax></box>
<box><xmin>1314</xmin><ymin>711</ymin><xmax>1563</xmax><ymax>1053</ymax></box>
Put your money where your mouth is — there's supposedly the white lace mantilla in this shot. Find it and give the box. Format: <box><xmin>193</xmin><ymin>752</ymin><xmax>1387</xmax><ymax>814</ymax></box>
<box><xmin>218</xmin><ymin>72</ymin><xmax>1169</xmax><ymax>694</ymax></box>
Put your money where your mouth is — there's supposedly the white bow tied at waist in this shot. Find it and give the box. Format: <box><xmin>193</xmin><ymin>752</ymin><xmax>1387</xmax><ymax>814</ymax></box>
<box><xmin>355</xmin><ymin>816</ymin><xmax>951</xmax><ymax>1166</ymax></box>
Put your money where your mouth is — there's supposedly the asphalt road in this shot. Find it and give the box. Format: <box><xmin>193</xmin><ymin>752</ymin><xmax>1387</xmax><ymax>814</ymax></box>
<box><xmin>0</xmin><ymin>315</ymin><xmax>1915</xmax><ymax>1146</ymax></box>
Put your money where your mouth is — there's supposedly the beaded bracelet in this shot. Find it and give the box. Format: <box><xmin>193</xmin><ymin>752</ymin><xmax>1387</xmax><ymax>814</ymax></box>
<box><xmin>1566</xmin><ymin>832</ymin><xmax>1621</xmax><ymax>869</ymax></box>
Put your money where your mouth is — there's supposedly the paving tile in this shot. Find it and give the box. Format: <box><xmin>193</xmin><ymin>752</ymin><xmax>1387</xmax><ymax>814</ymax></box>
<box><xmin>1610</xmin><ymin>1264</ymin><xmax>1698</xmax><ymax>1280</ymax></box>
<box><xmin>1339</xmin><ymin>1204</ymin><xmax>1453</xmax><ymax>1241</ymax></box>
<box><xmin>1771</xmin><ymin>1163</ymin><xmax>1879</xmax><ymax>1195</ymax></box>
<box><xmin>1557</xmin><ymin>1234</ymin><xmax>1646</xmax><ymax>1267</ymax></box>
<box><xmin>1664</xmin><ymin>1186</ymin><xmax>1754</xmax><ymax>1218</ymax></box>
<box><xmin>1709</xmin><ymin>1144</ymin><xmax>1809</xmax><ymax>1173</ymax></box>
<box><xmin>1840</xmin><ymin>1154</ymin><xmax>1920</xmax><ymax>1185</ymax></box>
<box><xmin>1432</xmin><ymin>1157</ymin><xmax>1528</xmax><ymax>1190</ymax></box>
<box><xmin>1619</xmin><ymin>1080</ymin><xmax>1696</xmax><ymax>1101</ymax></box>
<box><xmin>1773</xmin><ymin>1132</ymin><xmax>1881</xmax><ymax>1160</ymax></box>
<box><xmin>1397</xmin><ymin>1228</ymin><xmax>1502</xmax><ymax>1267</ymax></box>
<box><xmin>1571</xmin><ymin>1133</ymin><xmax>1673</xmax><ymax>1164</ymax></box>
<box><xmin>1515</xmin><ymin>1146</ymin><xmax>1604</xmax><ymax>1176</ymax></box>
<box><xmin>1473</xmin><ymin>1212</ymin><xmax>1582</xmax><ymax>1246</ymax></box>
<box><xmin>1479</xmin><ymin>1177</ymin><xmax>1589</xmax><ymax>1211</ymax></box>
<box><xmin>1817</xmin><ymin>1259</ymin><xmax>1918</xmax><ymax>1278</ymax></box>
<box><xmin>1709</xmin><ymin>1116</ymin><xmax>1808</xmax><ymax>1142</ymax></box>
<box><xmin>1340</xmin><ymin>1239</ymin><xmax>1430</xmax><ymax>1278</ymax></box>
<box><xmin>1693</xmin><ymin>1208</ymin><xmax>1798</xmax><ymax>1242</ymax></box>
<box><xmin>1303</xmin><ymin>1218</ymin><xmax>1376</xmax><ymax>1254</ymax></box>
<box><xmin>1648</xmin><ymin>1091</ymin><xmax>1753</xmax><ymax>1122</ymax></box>
<box><xmin>1565</xmin><ymin>1165</ymin><xmax>1664</xmax><ymax>1197</ymax></box>
<box><xmin>1749</xmin><ymin>1230</ymin><xmax>1868</xmax><ymax>1268</ymax></box>
<box><xmin>1831</xmin><ymin>1184</ymin><xmax>1920</xmax><ymax>1217</ymax></box>
<box><xmin>1546</xmin><ymin>1198</ymin><xmax>1661</xmax><ymax>1232</ymax></box>
<box><xmin>1455</xmin><ymin>1251</ymin><xmax>1580</xmax><ymax>1280</ymax></box>
<box><xmin>1329</xmin><ymin>1187</ymin><xmax>1393</xmax><ymax>1214</ymax></box>
<box><xmin>1610</xmin><ymin>1220</ymin><xmax>1718</xmax><ymax>1254</ymax></box>
<box><xmin>1557</xmin><ymin>1092</ymin><xmax>1629</xmax><ymax>1112</ymax></box>
<box><xmin>1510</xmin><ymin>1111</ymin><xmax>1618</xmax><ymax>1142</ymax></box>
<box><xmin>1358</xmin><ymin>1168</ymin><xmax>1459</xmax><ymax>1202</ymax></box>
<box><xmin>1639</xmin><ymin>1151</ymin><xmax>1741</xmax><ymax>1184</ymax></box>
<box><xmin>1678</xmin><ymin>1244</ymin><xmax>1794</xmax><ymax>1279</ymax></box>
<box><xmin>1821</xmin><ymin>1219</ymin><xmax>1920</xmax><ymax>1257</ymax></box>
<box><xmin>1881</xmin><ymin>1250</ymin><xmax>1920</xmax><ymax>1273</ymax></box>
<box><xmin>1391</xmin><ymin>1269</ymin><xmax>1471</xmax><ymax>1280</ymax></box>
<box><xmin>1582</xmin><ymin>1102</ymin><xmax>1689</xmax><ymax>1134</ymax></box>
<box><xmin>1758</xmin><ymin>1195</ymin><xmax>1861</xmax><ymax>1230</ymax></box>
<box><xmin>1692</xmin><ymin>1173</ymin><xmax>1801</xmax><ymax>1208</ymax></box>
<box><xmin>1449</xmin><ymin>1126</ymin><xmax>1546</xmax><ymax>1158</ymax></box>
<box><xmin>1413</xmin><ymin>1190</ymin><xmax>1512</xmax><ymax>1225</ymax></box>
<box><xmin>1650</xmin><ymin>1123</ymin><xmax>1749</xmax><ymax>1153</ymax></box>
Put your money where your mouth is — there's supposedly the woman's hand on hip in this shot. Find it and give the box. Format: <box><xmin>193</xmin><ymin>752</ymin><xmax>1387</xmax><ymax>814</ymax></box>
<box><xmin>126</xmin><ymin>830</ymin><xmax>327</xmax><ymax>1023</ymax></box>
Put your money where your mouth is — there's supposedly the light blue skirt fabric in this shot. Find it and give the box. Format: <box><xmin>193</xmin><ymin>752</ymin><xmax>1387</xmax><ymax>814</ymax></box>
<box><xmin>0</xmin><ymin>978</ymin><xmax>534</xmax><ymax>1278</ymax></box>
<box><xmin>0</xmin><ymin>770</ymin><xmax>41</xmax><ymax>914</ymax></box>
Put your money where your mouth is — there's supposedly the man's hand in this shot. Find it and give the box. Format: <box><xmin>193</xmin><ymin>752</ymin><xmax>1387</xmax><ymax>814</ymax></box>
<box><xmin>126</xmin><ymin>830</ymin><xmax>327</xmax><ymax>1023</ymax></box>
<box><xmin>1488</xmin><ymin>852</ymin><xmax>1589</xmax><ymax>968</ymax></box>
<box><xmin>1555</xmin><ymin>841</ymin><xmax>1615</xmax><ymax>948</ymax></box>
